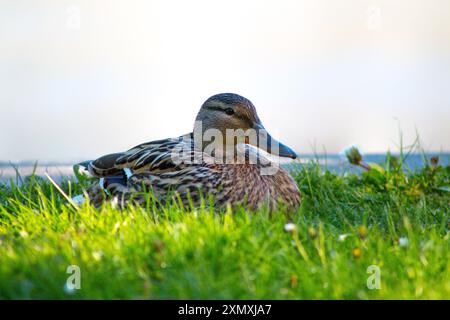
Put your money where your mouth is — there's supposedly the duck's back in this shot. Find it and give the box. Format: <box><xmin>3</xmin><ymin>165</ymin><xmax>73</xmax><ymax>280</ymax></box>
<box><xmin>87</xmin><ymin>133</ymin><xmax>194</xmax><ymax>178</ymax></box>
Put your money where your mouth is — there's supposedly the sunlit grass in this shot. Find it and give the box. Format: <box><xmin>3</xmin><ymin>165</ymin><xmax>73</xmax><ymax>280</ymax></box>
<box><xmin>0</xmin><ymin>152</ymin><xmax>448</xmax><ymax>299</ymax></box>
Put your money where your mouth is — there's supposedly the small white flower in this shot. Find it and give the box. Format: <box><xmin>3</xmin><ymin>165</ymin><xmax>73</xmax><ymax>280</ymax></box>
<box><xmin>398</xmin><ymin>237</ymin><xmax>409</xmax><ymax>247</ymax></box>
<box><xmin>338</xmin><ymin>234</ymin><xmax>350</xmax><ymax>242</ymax></box>
<box><xmin>284</xmin><ymin>223</ymin><xmax>297</xmax><ymax>233</ymax></box>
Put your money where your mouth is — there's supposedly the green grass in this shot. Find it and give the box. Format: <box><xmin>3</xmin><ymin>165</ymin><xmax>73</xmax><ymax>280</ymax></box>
<box><xmin>0</xmin><ymin>154</ymin><xmax>448</xmax><ymax>299</ymax></box>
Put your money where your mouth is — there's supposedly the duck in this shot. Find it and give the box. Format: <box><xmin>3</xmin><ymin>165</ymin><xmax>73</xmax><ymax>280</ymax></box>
<box><xmin>76</xmin><ymin>93</ymin><xmax>301</xmax><ymax>211</ymax></box>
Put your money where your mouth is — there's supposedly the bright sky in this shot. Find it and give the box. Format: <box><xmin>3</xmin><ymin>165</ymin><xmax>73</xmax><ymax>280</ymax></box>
<box><xmin>1</xmin><ymin>0</ymin><xmax>449</xmax><ymax>161</ymax></box>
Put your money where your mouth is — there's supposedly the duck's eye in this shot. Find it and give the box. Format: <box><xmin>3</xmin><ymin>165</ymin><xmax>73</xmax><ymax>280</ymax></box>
<box><xmin>225</xmin><ymin>108</ymin><xmax>235</xmax><ymax>115</ymax></box>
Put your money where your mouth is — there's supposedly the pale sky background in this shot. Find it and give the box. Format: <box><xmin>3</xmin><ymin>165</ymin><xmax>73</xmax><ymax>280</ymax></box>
<box><xmin>1</xmin><ymin>0</ymin><xmax>449</xmax><ymax>162</ymax></box>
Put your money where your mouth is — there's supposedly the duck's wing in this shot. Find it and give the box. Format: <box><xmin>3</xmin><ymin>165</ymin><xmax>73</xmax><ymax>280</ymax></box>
<box><xmin>86</xmin><ymin>133</ymin><xmax>194</xmax><ymax>178</ymax></box>
<box><xmin>104</xmin><ymin>163</ymin><xmax>223</xmax><ymax>207</ymax></box>
<box><xmin>75</xmin><ymin>133</ymin><xmax>218</xmax><ymax>207</ymax></box>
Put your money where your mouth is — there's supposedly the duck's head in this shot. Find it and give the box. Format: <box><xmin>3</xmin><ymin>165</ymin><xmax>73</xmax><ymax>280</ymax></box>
<box><xmin>194</xmin><ymin>93</ymin><xmax>297</xmax><ymax>159</ymax></box>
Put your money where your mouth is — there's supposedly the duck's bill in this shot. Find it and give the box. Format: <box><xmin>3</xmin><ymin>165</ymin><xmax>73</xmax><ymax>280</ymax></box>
<box><xmin>264</xmin><ymin>135</ymin><xmax>298</xmax><ymax>159</ymax></box>
<box><xmin>253</xmin><ymin>124</ymin><xmax>298</xmax><ymax>159</ymax></box>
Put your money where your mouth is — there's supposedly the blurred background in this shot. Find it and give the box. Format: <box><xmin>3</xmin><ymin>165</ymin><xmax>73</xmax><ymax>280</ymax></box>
<box><xmin>1</xmin><ymin>0</ymin><xmax>450</xmax><ymax>163</ymax></box>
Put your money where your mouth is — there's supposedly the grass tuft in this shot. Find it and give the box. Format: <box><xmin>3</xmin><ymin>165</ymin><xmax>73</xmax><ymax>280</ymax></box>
<box><xmin>0</xmin><ymin>152</ymin><xmax>448</xmax><ymax>299</ymax></box>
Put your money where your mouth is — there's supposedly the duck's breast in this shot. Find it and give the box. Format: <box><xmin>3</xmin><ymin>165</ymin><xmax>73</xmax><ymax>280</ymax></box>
<box><xmin>219</xmin><ymin>164</ymin><xmax>300</xmax><ymax>210</ymax></box>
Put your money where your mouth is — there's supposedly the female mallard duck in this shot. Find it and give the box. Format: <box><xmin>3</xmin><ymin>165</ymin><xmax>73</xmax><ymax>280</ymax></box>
<box><xmin>78</xmin><ymin>93</ymin><xmax>300</xmax><ymax>211</ymax></box>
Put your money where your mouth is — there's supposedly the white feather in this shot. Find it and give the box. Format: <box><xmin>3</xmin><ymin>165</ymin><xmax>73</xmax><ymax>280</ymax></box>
<box><xmin>72</xmin><ymin>194</ymin><xmax>86</xmax><ymax>205</ymax></box>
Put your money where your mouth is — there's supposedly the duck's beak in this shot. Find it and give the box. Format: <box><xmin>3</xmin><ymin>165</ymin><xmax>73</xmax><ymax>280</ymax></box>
<box><xmin>252</xmin><ymin>124</ymin><xmax>297</xmax><ymax>159</ymax></box>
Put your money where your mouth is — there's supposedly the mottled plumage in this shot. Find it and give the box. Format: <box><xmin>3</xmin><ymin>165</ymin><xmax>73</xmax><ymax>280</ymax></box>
<box><xmin>78</xmin><ymin>93</ymin><xmax>301</xmax><ymax>211</ymax></box>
